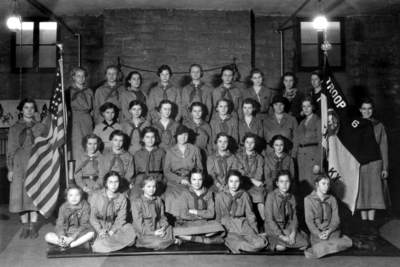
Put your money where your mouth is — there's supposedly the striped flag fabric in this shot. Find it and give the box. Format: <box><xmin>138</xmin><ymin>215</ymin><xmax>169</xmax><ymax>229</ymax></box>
<box><xmin>25</xmin><ymin>60</ymin><xmax>65</xmax><ymax>218</ymax></box>
<box><xmin>321</xmin><ymin>55</ymin><xmax>381</xmax><ymax>213</ymax></box>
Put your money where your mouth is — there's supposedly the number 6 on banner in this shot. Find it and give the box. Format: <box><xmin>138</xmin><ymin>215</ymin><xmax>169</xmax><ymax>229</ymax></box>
<box><xmin>351</xmin><ymin>120</ymin><xmax>360</xmax><ymax>128</ymax></box>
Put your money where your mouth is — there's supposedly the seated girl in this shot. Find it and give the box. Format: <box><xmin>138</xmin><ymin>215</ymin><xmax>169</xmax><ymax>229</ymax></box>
<box><xmin>74</xmin><ymin>134</ymin><xmax>103</xmax><ymax>201</ymax></box>
<box><xmin>45</xmin><ymin>185</ymin><xmax>95</xmax><ymax>251</ymax></box>
<box><xmin>264</xmin><ymin>135</ymin><xmax>295</xmax><ymax>194</ymax></box>
<box><xmin>93</xmin><ymin>102</ymin><xmax>121</xmax><ymax>154</ymax></box>
<box><xmin>131</xmin><ymin>126</ymin><xmax>166</xmax><ymax>198</ymax></box>
<box><xmin>163</xmin><ymin>125</ymin><xmax>203</xmax><ymax>216</ymax></box>
<box><xmin>304</xmin><ymin>173</ymin><xmax>352</xmax><ymax>258</ymax></box>
<box><xmin>264</xmin><ymin>170</ymin><xmax>309</xmax><ymax>251</ymax></box>
<box><xmin>98</xmin><ymin>130</ymin><xmax>134</xmax><ymax>193</ymax></box>
<box><xmin>237</xmin><ymin>133</ymin><xmax>266</xmax><ymax>220</ymax></box>
<box><xmin>121</xmin><ymin>100</ymin><xmax>151</xmax><ymax>156</ymax></box>
<box><xmin>174</xmin><ymin>168</ymin><xmax>225</xmax><ymax>244</ymax></box>
<box><xmin>210</xmin><ymin>98</ymin><xmax>239</xmax><ymax>146</ymax></box>
<box><xmin>215</xmin><ymin>170</ymin><xmax>267</xmax><ymax>253</ymax></box>
<box><xmin>90</xmin><ymin>171</ymin><xmax>136</xmax><ymax>253</ymax></box>
<box><xmin>131</xmin><ymin>175</ymin><xmax>176</xmax><ymax>250</ymax></box>
<box><xmin>207</xmin><ymin>133</ymin><xmax>238</xmax><ymax>193</ymax></box>
<box><xmin>151</xmin><ymin>100</ymin><xmax>180</xmax><ymax>150</ymax></box>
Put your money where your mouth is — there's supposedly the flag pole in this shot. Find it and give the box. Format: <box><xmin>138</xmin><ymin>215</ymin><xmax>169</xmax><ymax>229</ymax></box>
<box><xmin>321</xmin><ymin>28</ymin><xmax>331</xmax><ymax>169</ymax></box>
<box><xmin>55</xmin><ymin>43</ymin><xmax>69</xmax><ymax>186</ymax></box>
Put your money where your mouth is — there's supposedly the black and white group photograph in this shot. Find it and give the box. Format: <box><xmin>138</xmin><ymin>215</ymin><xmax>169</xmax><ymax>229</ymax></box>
<box><xmin>0</xmin><ymin>0</ymin><xmax>400</xmax><ymax>266</ymax></box>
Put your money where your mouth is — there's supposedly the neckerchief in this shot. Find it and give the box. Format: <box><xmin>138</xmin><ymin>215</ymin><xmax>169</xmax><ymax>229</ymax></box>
<box><xmin>160</xmin><ymin>82</ymin><xmax>173</xmax><ymax>100</ymax></box>
<box><xmin>109</xmin><ymin>152</ymin><xmax>126</xmax><ymax>178</ymax></box>
<box><xmin>129</xmin><ymin>120</ymin><xmax>145</xmax><ymax>142</ymax></box>
<box><xmin>75</xmin><ymin>154</ymin><xmax>99</xmax><ymax>174</ymax></box>
<box><xmin>158</xmin><ymin>121</ymin><xmax>173</xmax><ymax>146</ymax></box>
<box><xmin>315</xmin><ymin>195</ymin><xmax>332</xmax><ymax>225</ymax></box>
<box><xmin>277</xmin><ymin>193</ymin><xmax>293</xmax><ymax>228</ymax></box>
<box><xmin>189</xmin><ymin>82</ymin><xmax>205</xmax><ymax>103</ymax></box>
<box><xmin>189</xmin><ymin>188</ymin><xmax>208</xmax><ymax>211</ymax></box>
<box><xmin>145</xmin><ymin>150</ymin><xmax>156</xmax><ymax>174</ymax></box>
<box><xmin>129</xmin><ymin>89</ymin><xmax>146</xmax><ymax>103</ymax></box>
<box><xmin>220</xmin><ymin>85</ymin><xmax>235</xmax><ymax>103</ymax></box>
<box><xmin>275</xmin><ymin>155</ymin><xmax>284</xmax><ymax>179</ymax></box>
<box><xmin>219</xmin><ymin>115</ymin><xmax>232</xmax><ymax>133</ymax></box>
<box><xmin>283</xmin><ymin>89</ymin><xmax>297</xmax><ymax>102</ymax></box>
<box><xmin>19</xmin><ymin>120</ymin><xmax>36</xmax><ymax>146</ymax></box>
<box><xmin>66</xmin><ymin>209</ymin><xmax>80</xmax><ymax>231</ymax></box>
<box><xmin>104</xmin><ymin>82</ymin><xmax>122</xmax><ymax>102</ymax></box>
<box><xmin>102</xmin><ymin>120</ymin><xmax>117</xmax><ymax>131</ymax></box>
<box><xmin>144</xmin><ymin>196</ymin><xmax>160</xmax><ymax>226</ymax></box>
<box><xmin>216</xmin><ymin>152</ymin><xmax>231</xmax><ymax>183</ymax></box>
<box><xmin>225</xmin><ymin>189</ymin><xmax>243</xmax><ymax>217</ymax></box>
<box><xmin>71</xmin><ymin>86</ymin><xmax>90</xmax><ymax>102</ymax></box>
<box><xmin>101</xmin><ymin>193</ymin><xmax>117</xmax><ymax>231</ymax></box>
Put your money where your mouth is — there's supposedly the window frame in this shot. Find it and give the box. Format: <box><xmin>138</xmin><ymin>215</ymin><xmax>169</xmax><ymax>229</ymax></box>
<box><xmin>10</xmin><ymin>17</ymin><xmax>60</xmax><ymax>74</ymax></box>
<box><xmin>297</xmin><ymin>17</ymin><xmax>346</xmax><ymax>72</ymax></box>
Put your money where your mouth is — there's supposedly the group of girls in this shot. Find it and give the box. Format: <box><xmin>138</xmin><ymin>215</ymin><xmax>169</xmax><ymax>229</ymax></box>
<box><xmin>6</xmin><ymin>62</ymin><xmax>388</xmax><ymax>259</ymax></box>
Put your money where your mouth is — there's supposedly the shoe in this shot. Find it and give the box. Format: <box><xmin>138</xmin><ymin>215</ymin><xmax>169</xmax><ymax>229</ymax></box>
<box><xmin>353</xmin><ymin>238</ymin><xmax>376</xmax><ymax>252</ymax></box>
<box><xmin>19</xmin><ymin>223</ymin><xmax>30</xmax><ymax>239</ymax></box>
<box><xmin>355</xmin><ymin>220</ymin><xmax>369</xmax><ymax>238</ymax></box>
<box><xmin>79</xmin><ymin>242</ymin><xmax>91</xmax><ymax>250</ymax></box>
<box><xmin>46</xmin><ymin>244</ymin><xmax>62</xmax><ymax>253</ymax></box>
<box><xmin>368</xmin><ymin>221</ymin><xmax>380</xmax><ymax>240</ymax></box>
<box><xmin>29</xmin><ymin>222</ymin><xmax>39</xmax><ymax>239</ymax></box>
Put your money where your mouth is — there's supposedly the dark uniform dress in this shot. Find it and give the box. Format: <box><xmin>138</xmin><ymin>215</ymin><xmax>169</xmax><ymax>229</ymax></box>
<box><xmin>90</xmin><ymin>189</ymin><xmax>136</xmax><ymax>253</ymax></box>
<box><xmin>163</xmin><ymin>144</ymin><xmax>203</xmax><ymax>216</ymax></box>
<box><xmin>264</xmin><ymin>189</ymin><xmax>309</xmax><ymax>250</ymax></box>
<box><xmin>174</xmin><ymin>187</ymin><xmax>225</xmax><ymax>237</ymax></box>
<box><xmin>7</xmin><ymin>119</ymin><xmax>44</xmax><ymax>213</ymax></box>
<box><xmin>215</xmin><ymin>189</ymin><xmax>267</xmax><ymax>253</ymax></box>
<box><xmin>304</xmin><ymin>191</ymin><xmax>352</xmax><ymax>258</ymax></box>
<box><xmin>280</xmin><ymin>89</ymin><xmax>305</xmax><ymax>123</ymax></box>
<box><xmin>237</xmin><ymin>151</ymin><xmax>266</xmax><ymax>204</ymax></box>
<box><xmin>131</xmin><ymin>194</ymin><xmax>175</xmax><ymax>250</ymax></box>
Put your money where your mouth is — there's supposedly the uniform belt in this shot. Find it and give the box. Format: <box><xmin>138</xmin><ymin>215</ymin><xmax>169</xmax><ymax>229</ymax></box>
<box><xmin>96</xmin><ymin>215</ymin><xmax>114</xmax><ymax>223</ymax></box>
<box><xmin>299</xmin><ymin>143</ymin><xmax>318</xmax><ymax>148</ymax></box>
<box><xmin>82</xmin><ymin>175</ymin><xmax>99</xmax><ymax>181</ymax></box>
<box><xmin>137</xmin><ymin>171</ymin><xmax>162</xmax><ymax>175</ymax></box>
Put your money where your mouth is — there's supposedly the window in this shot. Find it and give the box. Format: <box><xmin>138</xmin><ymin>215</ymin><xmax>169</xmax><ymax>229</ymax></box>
<box><xmin>11</xmin><ymin>18</ymin><xmax>59</xmax><ymax>73</ymax></box>
<box><xmin>297</xmin><ymin>17</ymin><xmax>345</xmax><ymax>71</ymax></box>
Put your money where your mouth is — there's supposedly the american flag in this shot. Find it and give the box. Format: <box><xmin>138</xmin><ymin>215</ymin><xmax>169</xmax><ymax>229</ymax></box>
<box><xmin>25</xmin><ymin>60</ymin><xmax>65</xmax><ymax>218</ymax></box>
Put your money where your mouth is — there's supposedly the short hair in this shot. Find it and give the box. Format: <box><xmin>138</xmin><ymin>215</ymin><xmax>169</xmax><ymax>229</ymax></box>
<box><xmin>128</xmin><ymin>100</ymin><xmax>146</xmax><ymax>111</ymax></box>
<box><xmin>157</xmin><ymin>65</ymin><xmax>172</xmax><ymax>77</ymax></box>
<box><xmin>103</xmin><ymin>171</ymin><xmax>122</xmax><ymax>188</ymax></box>
<box><xmin>281</xmin><ymin>71</ymin><xmax>298</xmax><ymax>87</ymax></box>
<box><xmin>359</xmin><ymin>97</ymin><xmax>375</xmax><ymax>109</ymax></box>
<box><xmin>274</xmin><ymin>170</ymin><xmax>294</xmax><ymax>191</ymax></box>
<box><xmin>242</xmin><ymin>132</ymin><xmax>259</xmax><ymax>147</ymax></box>
<box><xmin>227</xmin><ymin>169</ymin><xmax>242</xmax><ymax>185</ymax></box>
<box><xmin>99</xmin><ymin>102</ymin><xmax>119</xmax><ymax>115</ymax></box>
<box><xmin>220</xmin><ymin>66</ymin><xmax>234</xmax><ymax>77</ymax></box>
<box><xmin>314</xmin><ymin>172</ymin><xmax>331</xmax><ymax>186</ymax></box>
<box><xmin>215</xmin><ymin>98</ymin><xmax>234</xmax><ymax>114</ymax></box>
<box><xmin>269</xmin><ymin>134</ymin><xmax>286</xmax><ymax>149</ymax></box>
<box><xmin>17</xmin><ymin>98</ymin><xmax>38</xmax><ymax>112</ymax></box>
<box><xmin>250</xmin><ymin>68</ymin><xmax>264</xmax><ymax>79</ymax></box>
<box><xmin>140</xmin><ymin>174</ymin><xmax>157</xmax><ymax>189</ymax></box>
<box><xmin>189</xmin><ymin>167</ymin><xmax>204</xmax><ymax>184</ymax></box>
<box><xmin>64</xmin><ymin>184</ymin><xmax>83</xmax><ymax>200</ymax></box>
<box><xmin>157</xmin><ymin>99</ymin><xmax>173</xmax><ymax>112</ymax></box>
<box><xmin>71</xmin><ymin>67</ymin><xmax>88</xmax><ymax>78</ymax></box>
<box><xmin>311</xmin><ymin>70</ymin><xmax>324</xmax><ymax>80</ymax></box>
<box><xmin>109</xmin><ymin>129</ymin><xmax>125</xmax><ymax>142</ymax></box>
<box><xmin>125</xmin><ymin>71</ymin><xmax>142</xmax><ymax>88</ymax></box>
<box><xmin>214</xmin><ymin>132</ymin><xmax>230</xmax><ymax>145</ymax></box>
<box><xmin>140</xmin><ymin>126</ymin><xmax>161</xmax><ymax>147</ymax></box>
<box><xmin>188</xmin><ymin>102</ymin><xmax>204</xmax><ymax>113</ymax></box>
<box><xmin>81</xmin><ymin>133</ymin><xmax>103</xmax><ymax>151</ymax></box>
<box><xmin>301</xmin><ymin>96</ymin><xmax>317</xmax><ymax>110</ymax></box>
<box><xmin>189</xmin><ymin>64</ymin><xmax>203</xmax><ymax>78</ymax></box>
<box><xmin>242</xmin><ymin>98</ymin><xmax>260</xmax><ymax>115</ymax></box>
<box><xmin>104</xmin><ymin>65</ymin><xmax>119</xmax><ymax>75</ymax></box>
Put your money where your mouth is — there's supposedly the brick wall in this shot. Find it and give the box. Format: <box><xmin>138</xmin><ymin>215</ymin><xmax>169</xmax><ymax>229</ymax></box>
<box><xmin>103</xmin><ymin>9</ymin><xmax>252</xmax><ymax>93</ymax></box>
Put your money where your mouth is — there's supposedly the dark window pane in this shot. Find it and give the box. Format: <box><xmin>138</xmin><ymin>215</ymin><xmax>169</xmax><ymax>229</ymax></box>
<box><xmin>39</xmin><ymin>46</ymin><xmax>57</xmax><ymax>67</ymax></box>
<box><xmin>327</xmin><ymin>22</ymin><xmax>340</xmax><ymax>43</ymax></box>
<box><xmin>328</xmin><ymin>44</ymin><xmax>341</xmax><ymax>66</ymax></box>
<box><xmin>301</xmin><ymin>45</ymin><xmax>318</xmax><ymax>67</ymax></box>
<box><xmin>39</xmin><ymin>22</ymin><xmax>57</xmax><ymax>44</ymax></box>
<box><xmin>16</xmin><ymin>22</ymin><xmax>34</xmax><ymax>44</ymax></box>
<box><xmin>301</xmin><ymin>22</ymin><xmax>318</xmax><ymax>44</ymax></box>
<box><xmin>15</xmin><ymin>46</ymin><xmax>33</xmax><ymax>68</ymax></box>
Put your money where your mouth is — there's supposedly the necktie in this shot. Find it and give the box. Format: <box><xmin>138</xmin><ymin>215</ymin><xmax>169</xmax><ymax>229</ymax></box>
<box><xmin>315</xmin><ymin>197</ymin><xmax>332</xmax><ymax>225</ymax></box>
<box><xmin>19</xmin><ymin>121</ymin><xmax>36</xmax><ymax>146</ymax></box>
<box><xmin>75</xmin><ymin>155</ymin><xmax>99</xmax><ymax>174</ymax></box>
<box><xmin>189</xmin><ymin>82</ymin><xmax>204</xmax><ymax>103</ymax></box>
<box><xmin>109</xmin><ymin>153</ymin><xmax>126</xmax><ymax>178</ymax></box>
<box><xmin>189</xmin><ymin>189</ymin><xmax>208</xmax><ymax>210</ymax></box>
<box><xmin>66</xmin><ymin>209</ymin><xmax>80</xmax><ymax>231</ymax></box>
<box><xmin>105</xmin><ymin>83</ymin><xmax>121</xmax><ymax>102</ymax></box>
<box><xmin>102</xmin><ymin>120</ymin><xmax>117</xmax><ymax>131</ymax></box>
<box><xmin>278</xmin><ymin>194</ymin><xmax>293</xmax><ymax>228</ymax></box>
<box><xmin>162</xmin><ymin>85</ymin><xmax>169</xmax><ymax>100</ymax></box>
<box><xmin>145</xmin><ymin>151</ymin><xmax>155</xmax><ymax>174</ymax></box>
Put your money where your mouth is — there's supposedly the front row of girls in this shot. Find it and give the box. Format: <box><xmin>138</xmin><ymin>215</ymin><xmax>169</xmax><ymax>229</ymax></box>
<box><xmin>48</xmin><ymin>167</ymin><xmax>352</xmax><ymax>258</ymax></box>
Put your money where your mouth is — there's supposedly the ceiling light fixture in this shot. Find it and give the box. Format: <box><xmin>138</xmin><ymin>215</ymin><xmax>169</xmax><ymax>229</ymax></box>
<box><xmin>7</xmin><ymin>0</ymin><xmax>22</xmax><ymax>31</ymax></box>
<box><xmin>312</xmin><ymin>0</ymin><xmax>327</xmax><ymax>31</ymax></box>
